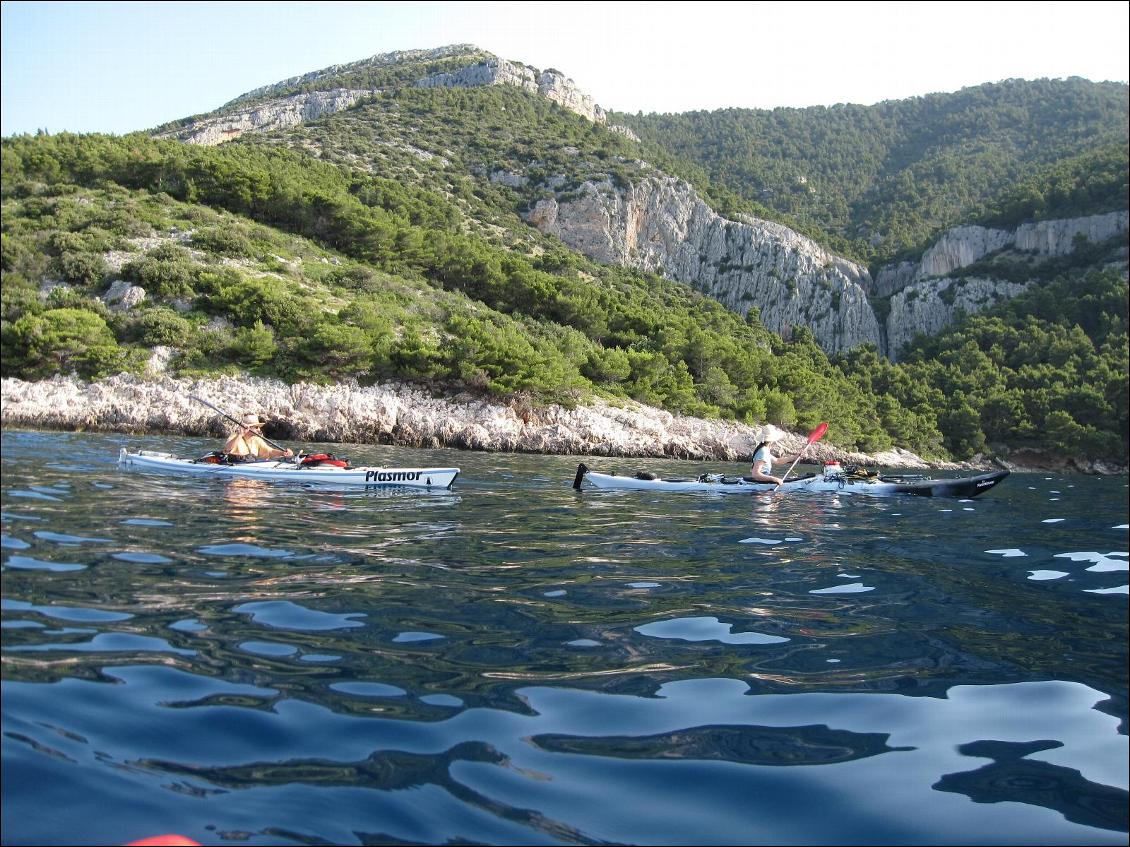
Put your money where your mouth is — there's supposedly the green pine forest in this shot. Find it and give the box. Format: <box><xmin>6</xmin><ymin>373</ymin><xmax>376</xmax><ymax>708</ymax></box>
<box><xmin>615</xmin><ymin>77</ymin><xmax>1129</xmax><ymax>268</ymax></box>
<box><xmin>1</xmin><ymin>59</ymin><xmax>1127</xmax><ymax>465</ymax></box>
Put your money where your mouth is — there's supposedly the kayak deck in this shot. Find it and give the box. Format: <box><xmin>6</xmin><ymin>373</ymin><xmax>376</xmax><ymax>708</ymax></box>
<box><xmin>118</xmin><ymin>449</ymin><xmax>459</xmax><ymax>489</ymax></box>
<box><xmin>572</xmin><ymin>463</ymin><xmax>1009</xmax><ymax>498</ymax></box>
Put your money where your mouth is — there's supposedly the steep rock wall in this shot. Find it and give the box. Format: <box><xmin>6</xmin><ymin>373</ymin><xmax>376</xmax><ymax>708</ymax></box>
<box><xmin>531</xmin><ymin>175</ymin><xmax>1126</xmax><ymax>358</ymax></box>
<box><xmin>874</xmin><ymin>212</ymin><xmax>1129</xmax><ymax>296</ymax></box>
<box><xmin>885</xmin><ymin>277</ymin><xmax>1031</xmax><ymax>360</ymax></box>
<box><xmin>876</xmin><ymin>211</ymin><xmax>1128</xmax><ymax>359</ymax></box>
<box><xmin>416</xmin><ymin>58</ymin><xmax>607</xmax><ymax>124</ymax></box>
<box><xmin>529</xmin><ymin>176</ymin><xmax>883</xmax><ymax>356</ymax></box>
<box><xmin>154</xmin><ymin>89</ymin><xmax>375</xmax><ymax>146</ymax></box>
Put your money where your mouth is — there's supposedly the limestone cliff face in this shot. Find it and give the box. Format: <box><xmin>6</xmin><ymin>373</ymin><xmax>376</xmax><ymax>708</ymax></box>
<box><xmin>874</xmin><ymin>212</ymin><xmax>1129</xmax><ymax>296</ymax></box>
<box><xmin>875</xmin><ymin>211</ymin><xmax>1128</xmax><ymax>359</ymax></box>
<box><xmin>530</xmin><ymin>175</ymin><xmax>1127</xmax><ymax>358</ymax></box>
<box><xmin>416</xmin><ymin>58</ymin><xmax>607</xmax><ymax>124</ymax></box>
<box><xmin>529</xmin><ymin>176</ymin><xmax>882</xmax><ymax>355</ymax></box>
<box><xmin>1013</xmin><ymin>212</ymin><xmax>1129</xmax><ymax>253</ymax></box>
<box><xmin>153</xmin><ymin>89</ymin><xmax>375</xmax><ymax>146</ymax></box>
<box><xmin>885</xmin><ymin>277</ymin><xmax>1032</xmax><ymax>359</ymax></box>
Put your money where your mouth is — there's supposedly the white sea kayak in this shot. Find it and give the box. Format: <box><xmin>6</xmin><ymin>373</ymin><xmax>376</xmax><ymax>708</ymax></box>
<box><xmin>118</xmin><ymin>449</ymin><xmax>459</xmax><ymax>489</ymax></box>
<box><xmin>572</xmin><ymin>463</ymin><xmax>1009</xmax><ymax>498</ymax></box>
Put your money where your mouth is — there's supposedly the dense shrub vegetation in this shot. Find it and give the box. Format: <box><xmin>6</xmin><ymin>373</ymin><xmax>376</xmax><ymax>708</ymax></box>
<box><xmin>615</xmin><ymin>78</ymin><xmax>1128</xmax><ymax>268</ymax></box>
<box><xmin>2</xmin><ymin>68</ymin><xmax>1127</xmax><ymax>465</ymax></box>
<box><xmin>1</xmin><ymin>134</ymin><xmax>900</xmax><ymax>450</ymax></box>
<box><xmin>836</xmin><ymin>267</ymin><xmax>1128</xmax><ymax>459</ymax></box>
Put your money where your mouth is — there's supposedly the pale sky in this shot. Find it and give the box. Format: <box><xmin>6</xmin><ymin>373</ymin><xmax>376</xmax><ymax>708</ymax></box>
<box><xmin>2</xmin><ymin>0</ymin><xmax>1127</xmax><ymax>136</ymax></box>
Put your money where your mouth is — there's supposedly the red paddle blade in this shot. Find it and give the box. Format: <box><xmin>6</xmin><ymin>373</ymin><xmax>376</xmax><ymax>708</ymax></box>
<box><xmin>808</xmin><ymin>422</ymin><xmax>829</xmax><ymax>444</ymax></box>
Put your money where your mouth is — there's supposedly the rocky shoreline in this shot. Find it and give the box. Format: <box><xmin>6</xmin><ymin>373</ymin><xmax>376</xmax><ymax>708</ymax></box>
<box><xmin>0</xmin><ymin>374</ymin><xmax>1119</xmax><ymax>474</ymax></box>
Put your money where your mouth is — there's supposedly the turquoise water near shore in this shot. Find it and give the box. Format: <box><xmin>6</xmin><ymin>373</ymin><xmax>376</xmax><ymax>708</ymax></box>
<box><xmin>2</xmin><ymin>429</ymin><xmax>1127</xmax><ymax>845</ymax></box>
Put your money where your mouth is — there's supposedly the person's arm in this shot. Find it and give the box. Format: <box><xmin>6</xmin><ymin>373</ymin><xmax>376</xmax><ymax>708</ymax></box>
<box><xmin>250</xmin><ymin>436</ymin><xmax>292</xmax><ymax>459</ymax></box>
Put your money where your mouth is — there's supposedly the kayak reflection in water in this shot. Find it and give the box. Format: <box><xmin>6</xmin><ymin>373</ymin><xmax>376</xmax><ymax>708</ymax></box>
<box><xmin>224</xmin><ymin>478</ymin><xmax>271</xmax><ymax>535</ymax></box>
<box><xmin>223</xmin><ymin>412</ymin><xmax>294</xmax><ymax>461</ymax></box>
<box><xmin>749</xmin><ymin>426</ymin><xmax>804</xmax><ymax>486</ymax></box>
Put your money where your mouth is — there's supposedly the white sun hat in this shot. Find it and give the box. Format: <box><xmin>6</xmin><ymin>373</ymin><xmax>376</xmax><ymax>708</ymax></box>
<box><xmin>758</xmin><ymin>425</ymin><xmax>785</xmax><ymax>443</ymax></box>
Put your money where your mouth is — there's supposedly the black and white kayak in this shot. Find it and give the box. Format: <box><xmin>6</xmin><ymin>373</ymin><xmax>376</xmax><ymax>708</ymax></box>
<box><xmin>118</xmin><ymin>449</ymin><xmax>459</xmax><ymax>489</ymax></box>
<box><xmin>572</xmin><ymin>463</ymin><xmax>1009</xmax><ymax>498</ymax></box>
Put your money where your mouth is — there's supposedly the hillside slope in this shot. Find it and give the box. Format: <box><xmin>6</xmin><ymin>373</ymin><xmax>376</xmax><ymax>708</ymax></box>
<box><xmin>615</xmin><ymin>78</ymin><xmax>1129</xmax><ymax>266</ymax></box>
<box><xmin>2</xmin><ymin>46</ymin><xmax>1126</xmax><ymax>465</ymax></box>
<box><xmin>150</xmin><ymin>47</ymin><xmax>1129</xmax><ymax>360</ymax></box>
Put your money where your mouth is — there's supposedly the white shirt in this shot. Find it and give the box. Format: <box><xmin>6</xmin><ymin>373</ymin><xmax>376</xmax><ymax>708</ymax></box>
<box><xmin>752</xmin><ymin>444</ymin><xmax>776</xmax><ymax>475</ymax></box>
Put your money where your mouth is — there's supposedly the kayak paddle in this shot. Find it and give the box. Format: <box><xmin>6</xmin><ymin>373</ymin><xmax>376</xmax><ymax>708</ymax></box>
<box><xmin>774</xmin><ymin>422</ymin><xmax>829</xmax><ymax>491</ymax></box>
<box><xmin>188</xmin><ymin>394</ymin><xmax>291</xmax><ymax>456</ymax></box>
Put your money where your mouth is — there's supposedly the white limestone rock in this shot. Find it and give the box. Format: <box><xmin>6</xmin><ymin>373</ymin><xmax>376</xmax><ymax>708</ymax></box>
<box><xmin>1014</xmin><ymin>212</ymin><xmax>1129</xmax><ymax>254</ymax></box>
<box><xmin>1</xmin><ymin>374</ymin><xmax>975</xmax><ymax>469</ymax></box>
<box><xmin>533</xmin><ymin>173</ymin><xmax>1126</xmax><ymax>359</ymax></box>
<box><xmin>885</xmin><ymin>276</ymin><xmax>1030</xmax><ymax>360</ymax></box>
<box><xmin>417</xmin><ymin>58</ymin><xmax>607</xmax><ymax>124</ymax></box>
<box><xmin>608</xmin><ymin>124</ymin><xmax>641</xmax><ymax>142</ymax></box>
<box><xmin>154</xmin><ymin>89</ymin><xmax>376</xmax><ymax>146</ymax></box>
<box><xmin>875</xmin><ymin>212</ymin><xmax>1128</xmax><ymax>295</ymax></box>
<box><xmin>490</xmin><ymin>170</ymin><xmax>529</xmax><ymax>188</ymax></box>
<box><xmin>918</xmin><ymin>226</ymin><xmax>1014</xmax><ymax>278</ymax></box>
<box><xmin>101</xmin><ymin>280</ymin><xmax>146</xmax><ymax>311</ymax></box>
<box><xmin>145</xmin><ymin>346</ymin><xmax>174</xmax><ymax>376</ymax></box>
<box><xmin>875</xmin><ymin>211</ymin><xmax>1127</xmax><ymax>357</ymax></box>
<box><xmin>528</xmin><ymin>175</ymin><xmax>883</xmax><ymax>355</ymax></box>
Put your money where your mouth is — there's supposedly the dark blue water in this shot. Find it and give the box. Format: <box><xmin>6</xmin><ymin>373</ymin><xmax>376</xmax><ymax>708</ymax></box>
<box><xmin>2</xmin><ymin>429</ymin><xmax>1127</xmax><ymax>846</ymax></box>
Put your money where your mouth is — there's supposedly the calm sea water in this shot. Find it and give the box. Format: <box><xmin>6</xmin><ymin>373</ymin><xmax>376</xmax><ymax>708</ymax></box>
<box><xmin>2</xmin><ymin>429</ymin><xmax>1127</xmax><ymax>846</ymax></box>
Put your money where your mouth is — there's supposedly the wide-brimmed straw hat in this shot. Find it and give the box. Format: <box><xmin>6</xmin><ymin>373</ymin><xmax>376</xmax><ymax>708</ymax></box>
<box><xmin>758</xmin><ymin>425</ymin><xmax>785</xmax><ymax>443</ymax></box>
<box><xmin>240</xmin><ymin>412</ymin><xmax>266</xmax><ymax>428</ymax></box>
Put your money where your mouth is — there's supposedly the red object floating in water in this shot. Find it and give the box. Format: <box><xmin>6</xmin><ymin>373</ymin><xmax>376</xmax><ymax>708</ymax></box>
<box><xmin>125</xmin><ymin>836</ymin><xmax>201</xmax><ymax>846</ymax></box>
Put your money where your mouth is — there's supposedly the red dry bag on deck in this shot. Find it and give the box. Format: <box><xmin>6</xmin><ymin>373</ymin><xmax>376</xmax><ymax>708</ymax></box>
<box><xmin>299</xmin><ymin>453</ymin><xmax>350</xmax><ymax>468</ymax></box>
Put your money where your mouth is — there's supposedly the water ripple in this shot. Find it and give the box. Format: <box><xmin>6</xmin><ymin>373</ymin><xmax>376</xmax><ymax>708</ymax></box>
<box><xmin>198</xmin><ymin>542</ymin><xmax>297</xmax><ymax>558</ymax></box>
<box><xmin>34</xmin><ymin>530</ymin><xmax>113</xmax><ymax>544</ymax></box>
<box><xmin>636</xmin><ymin>616</ymin><xmax>790</xmax><ymax>645</ymax></box>
<box><xmin>4</xmin><ymin>555</ymin><xmax>87</xmax><ymax>572</ymax></box>
<box><xmin>2</xmin><ymin>432</ymin><xmax>1127</xmax><ymax>845</ymax></box>
<box><xmin>233</xmin><ymin>600</ymin><xmax>366</xmax><ymax>631</ymax></box>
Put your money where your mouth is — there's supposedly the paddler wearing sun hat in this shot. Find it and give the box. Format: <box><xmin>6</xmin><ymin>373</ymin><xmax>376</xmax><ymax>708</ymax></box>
<box><xmin>749</xmin><ymin>425</ymin><xmax>805</xmax><ymax>486</ymax></box>
<box><xmin>222</xmin><ymin>411</ymin><xmax>294</xmax><ymax>460</ymax></box>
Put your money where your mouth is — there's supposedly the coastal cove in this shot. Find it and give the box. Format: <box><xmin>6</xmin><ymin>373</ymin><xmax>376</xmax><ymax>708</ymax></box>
<box><xmin>4</xmin><ymin>373</ymin><xmax>994</xmax><ymax>472</ymax></box>
<box><xmin>2</xmin><ymin>374</ymin><xmax>1123</xmax><ymax>475</ymax></box>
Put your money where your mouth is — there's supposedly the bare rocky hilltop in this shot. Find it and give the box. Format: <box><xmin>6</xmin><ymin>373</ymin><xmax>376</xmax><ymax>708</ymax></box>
<box><xmin>4</xmin><ymin>373</ymin><xmax>972</xmax><ymax>471</ymax></box>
